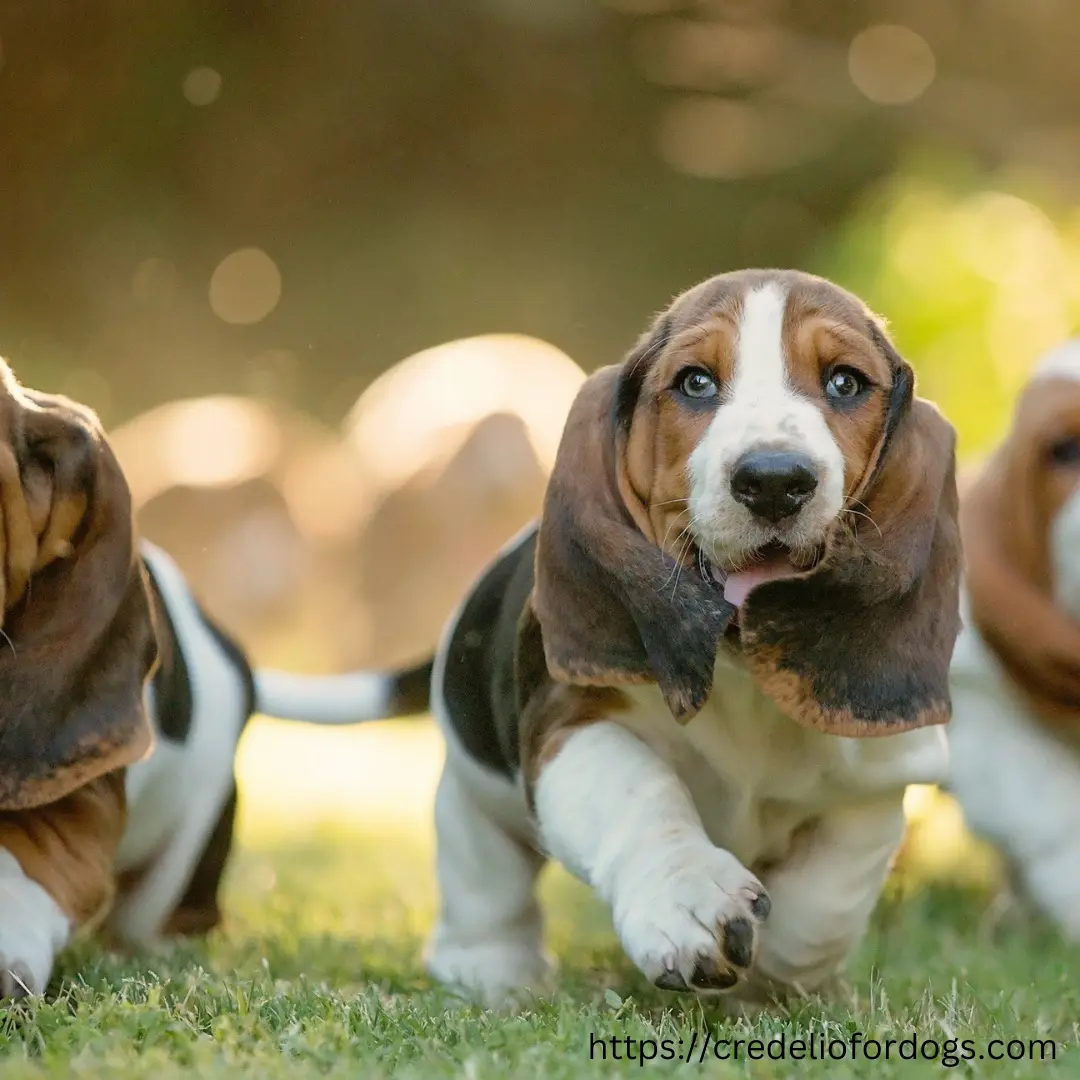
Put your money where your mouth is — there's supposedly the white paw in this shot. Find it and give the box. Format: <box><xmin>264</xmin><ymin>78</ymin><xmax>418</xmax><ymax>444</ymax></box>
<box><xmin>0</xmin><ymin>851</ymin><xmax>68</xmax><ymax>999</ymax></box>
<box><xmin>0</xmin><ymin>953</ymin><xmax>39</xmax><ymax>999</ymax></box>
<box><xmin>613</xmin><ymin>845</ymin><xmax>770</xmax><ymax>994</ymax></box>
<box><xmin>425</xmin><ymin>932</ymin><xmax>555</xmax><ymax>1004</ymax></box>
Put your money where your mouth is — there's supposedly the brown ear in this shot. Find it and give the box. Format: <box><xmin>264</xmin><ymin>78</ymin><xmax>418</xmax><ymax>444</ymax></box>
<box><xmin>531</xmin><ymin>359</ymin><xmax>734</xmax><ymax>723</ymax></box>
<box><xmin>0</xmin><ymin>368</ymin><xmax>157</xmax><ymax>810</ymax></box>
<box><xmin>738</xmin><ymin>354</ymin><xmax>962</xmax><ymax>736</ymax></box>
<box><xmin>962</xmin><ymin>396</ymin><xmax>1080</xmax><ymax>715</ymax></box>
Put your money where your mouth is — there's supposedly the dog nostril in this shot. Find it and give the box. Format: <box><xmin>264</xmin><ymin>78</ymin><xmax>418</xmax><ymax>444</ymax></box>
<box><xmin>729</xmin><ymin>449</ymin><xmax>820</xmax><ymax>524</ymax></box>
<box><xmin>786</xmin><ymin>470</ymin><xmax>817</xmax><ymax>498</ymax></box>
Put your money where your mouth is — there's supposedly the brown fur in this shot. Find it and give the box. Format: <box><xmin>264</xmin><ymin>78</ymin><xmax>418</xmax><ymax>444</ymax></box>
<box><xmin>0</xmin><ymin>362</ymin><xmax>157</xmax><ymax>812</ymax></box>
<box><xmin>963</xmin><ymin>375</ymin><xmax>1080</xmax><ymax>722</ymax></box>
<box><xmin>520</xmin><ymin>682</ymin><xmax>630</xmax><ymax>807</ymax></box>
<box><xmin>530</xmin><ymin>270</ymin><xmax>961</xmax><ymax>737</ymax></box>
<box><xmin>0</xmin><ymin>771</ymin><xmax>126</xmax><ymax>927</ymax></box>
<box><xmin>780</xmin><ymin>284</ymin><xmax>892</xmax><ymax>496</ymax></box>
<box><xmin>740</xmin><ymin>390</ymin><xmax>960</xmax><ymax>737</ymax></box>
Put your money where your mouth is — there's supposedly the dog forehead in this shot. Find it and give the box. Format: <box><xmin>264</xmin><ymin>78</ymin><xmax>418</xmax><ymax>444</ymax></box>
<box><xmin>1015</xmin><ymin>372</ymin><xmax>1080</xmax><ymax>435</ymax></box>
<box><xmin>665</xmin><ymin>270</ymin><xmax>867</xmax><ymax>330</ymax></box>
<box><xmin>1033</xmin><ymin>338</ymin><xmax>1080</xmax><ymax>383</ymax></box>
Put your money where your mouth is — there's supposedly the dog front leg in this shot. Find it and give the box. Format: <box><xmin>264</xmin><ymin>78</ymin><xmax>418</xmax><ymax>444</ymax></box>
<box><xmin>533</xmin><ymin>720</ymin><xmax>771</xmax><ymax>994</ymax></box>
<box><xmin>752</xmin><ymin>794</ymin><xmax>906</xmax><ymax>995</ymax></box>
<box><xmin>0</xmin><ymin>771</ymin><xmax>125</xmax><ymax>997</ymax></box>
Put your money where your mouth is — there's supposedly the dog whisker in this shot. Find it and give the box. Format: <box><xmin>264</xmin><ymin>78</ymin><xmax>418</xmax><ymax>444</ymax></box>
<box><xmin>839</xmin><ymin>506</ymin><xmax>883</xmax><ymax>541</ymax></box>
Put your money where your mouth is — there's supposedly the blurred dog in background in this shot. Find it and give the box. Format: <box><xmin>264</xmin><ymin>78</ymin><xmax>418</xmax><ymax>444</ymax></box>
<box><xmin>950</xmin><ymin>340</ymin><xmax>1080</xmax><ymax>936</ymax></box>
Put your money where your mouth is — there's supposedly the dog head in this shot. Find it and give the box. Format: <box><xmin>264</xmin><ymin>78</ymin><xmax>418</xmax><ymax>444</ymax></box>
<box><xmin>530</xmin><ymin>269</ymin><xmax>961</xmax><ymax>735</ymax></box>
<box><xmin>963</xmin><ymin>341</ymin><xmax>1080</xmax><ymax>716</ymax></box>
<box><xmin>0</xmin><ymin>360</ymin><xmax>157</xmax><ymax>810</ymax></box>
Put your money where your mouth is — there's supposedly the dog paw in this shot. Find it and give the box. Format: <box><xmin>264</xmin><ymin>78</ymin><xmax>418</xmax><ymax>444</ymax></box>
<box><xmin>0</xmin><ymin>955</ymin><xmax>37</xmax><ymax>1000</ymax></box>
<box><xmin>613</xmin><ymin>846</ymin><xmax>770</xmax><ymax>994</ymax></box>
<box><xmin>425</xmin><ymin>933</ymin><xmax>555</xmax><ymax>1006</ymax></box>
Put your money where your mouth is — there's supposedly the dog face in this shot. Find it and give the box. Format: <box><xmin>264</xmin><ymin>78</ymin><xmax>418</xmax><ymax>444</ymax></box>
<box><xmin>1032</xmin><ymin>348</ymin><xmax>1080</xmax><ymax>622</ymax></box>
<box><xmin>964</xmin><ymin>341</ymin><xmax>1080</xmax><ymax>712</ymax></box>
<box><xmin>529</xmin><ymin>269</ymin><xmax>961</xmax><ymax>736</ymax></box>
<box><xmin>617</xmin><ymin>271</ymin><xmax>903</xmax><ymax>593</ymax></box>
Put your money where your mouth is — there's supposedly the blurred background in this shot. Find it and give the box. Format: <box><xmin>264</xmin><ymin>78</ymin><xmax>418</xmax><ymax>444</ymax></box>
<box><xmin>3</xmin><ymin>0</ymin><xmax>1073</xmax><ymax>902</ymax></box>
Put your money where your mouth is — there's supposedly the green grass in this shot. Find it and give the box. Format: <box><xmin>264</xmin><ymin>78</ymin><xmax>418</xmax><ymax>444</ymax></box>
<box><xmin>0</xmin><ymin>726</ymin><xmax>1077</xmax><ymax>1077</ymax></box>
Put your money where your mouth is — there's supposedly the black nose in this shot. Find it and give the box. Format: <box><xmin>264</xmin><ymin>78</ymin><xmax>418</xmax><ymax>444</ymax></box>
<box><xmin>730</xmin><ymin>449</ymin><xmax>820</xmax><ymax>524</ymax></box>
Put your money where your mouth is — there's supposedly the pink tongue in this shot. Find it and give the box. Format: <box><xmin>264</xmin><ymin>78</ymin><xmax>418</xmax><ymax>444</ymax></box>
<box><xmin>723</xmin><ymin>555</ymin><xmax>797</xmax><ymax>609</ymax></box>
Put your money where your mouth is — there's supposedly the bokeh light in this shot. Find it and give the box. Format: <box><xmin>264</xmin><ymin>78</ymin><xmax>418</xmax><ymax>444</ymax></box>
<box><xmin>343</xmin><ymin>334</ymin><xmax>586</xmax><ymax>496</ymax></box>
<box><xmin>657</xmin><ymin>96</ymin><xmax>827</xmax><ymax>179</ymax></box>
<box><xmin>209</xmin><ymin>248</ymin><xmax>282</xmax><ymax>325</ymax></box>
<box><xmin>112</xmin><ymin>396</ymin><xmax>283</xmax><ymax>504</ymax></box>
<box><xmin>636</xmin><ymin>18</ymin><xmax>782</xmax><ymax>89</ymax></box>
<box><xmin>848</xmin><ymin>25</ymin><xmax>936</xmax><ymax>106</ymax></box>
<box><xmin>182</xmin><ymin>66</ymin><xmax>222</xmax><ymax>106</ymax></box>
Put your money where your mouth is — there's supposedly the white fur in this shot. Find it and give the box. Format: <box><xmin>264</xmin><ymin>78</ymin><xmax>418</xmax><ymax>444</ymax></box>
<box><xmin>424</xmin><ymin>526</ymin><xmax>553</xmax><ymax>998</ymax></box>
<box><xmin>110</xmin><ymin>541</ymin><xmax>248</xmax><ymax>946</ymax></box>
<box><xmin>688</xmin><ymin>282</ymin><xmax>846</xmax><ymax>567</ymax></box>
<box><xmin>253</xmin><ymin>669</ymin><xmax>392</xmax><ymax>725</ymax></box>
<box><xmin>428</xmin><ymin>615</ymin><xmax>947</xmax><ymax>1000</ymax></box>
<box><xmin>950</xmin><ymin>482</ymin><xmax>1080</xmax><ymax>933</ymax></box>
<box><xmin>1032</xmin><ymin>338</ymin><xmax>1080</xmax><ymax>383</ymax></box>
<box><xmin>533</xmin><ymin>720</ymin><xmax>765</xmax><ymax>990</ymax></box>
<box><xmin>0</xmin><ymin>849</ymin><xmax>71</xmax><ymax>995</ymax></box>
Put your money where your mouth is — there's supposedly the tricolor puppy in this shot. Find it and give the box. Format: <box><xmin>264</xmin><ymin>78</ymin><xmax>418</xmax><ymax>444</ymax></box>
<box><xmin>0</xmin><ymin>360</ymin><xmax>428</xmax><ymax>998</ymax></box>
<box><xmin>416</xmin><ymin>269</ymin><xmax>961</xmax><ymax>1005</ymax></box>
<box><xmin>950</xmin><ymin>341</ymin><xmax>1080</xmax><ymax>936</ymax></box>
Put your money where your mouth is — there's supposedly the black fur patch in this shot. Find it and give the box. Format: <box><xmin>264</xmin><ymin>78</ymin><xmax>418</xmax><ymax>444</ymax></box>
<box><xmin>194</xmin><ymin>604</ymin><xmax>256</xmax><ymax>719</ymax></box>
<box><xmin>743</xmin><ymin>571</ymin><xmax>948</xmax><ymax>727</ymax></box>
<box><xmin>387</xmin><ymin>658</ymin><xmax>434</xmax><ymax>717</ymax></box>
<box><xmin>156</xmin><ymin>581</ymin><xmax>255</xmax><ymax>934</ymax></box>
<box><xmin>438</xmin><ymin>527</ymin><xmax>539</xmax><ymax>779</ymax></box>
<box><xmin>167</xmin><ymin>784</ymin><xmax>238</xmax><ymax>934</ymax></box>
<box><xmin>142</xmin><ymin>561</ymin><xmax>194</xmax><ymax>744</ymax></box>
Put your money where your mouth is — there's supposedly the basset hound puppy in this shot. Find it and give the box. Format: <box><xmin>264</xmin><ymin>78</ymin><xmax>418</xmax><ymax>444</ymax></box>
<box><xmin>402</xmin><ymin>269</ymin><xmax>962</xmax><ymax>1005</ymax></box>
<box><xmin>0</xmin><ymin>361</ymin><xmax>430</xmax><ymax>998</ymax></box>
<box><xmin>949</xmin><ymin>340</ymin><xmax>1080</xmax><ymax>936</ymax></box>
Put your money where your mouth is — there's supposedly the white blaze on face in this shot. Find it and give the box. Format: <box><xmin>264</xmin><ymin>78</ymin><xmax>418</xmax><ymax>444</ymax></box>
<box><xmin>687</xmin><ymin>281</ymin><xmax>845</xmax><ymax>571</ymax></box>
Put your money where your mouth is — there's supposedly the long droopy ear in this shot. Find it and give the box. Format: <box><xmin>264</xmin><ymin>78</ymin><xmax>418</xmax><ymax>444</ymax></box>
<box><xmin>961</xmin><ymin>383</ymin><xmax>1080</xmax><ymax>717</ymax></box>
<box><xmin>737</xmin><ymin>344</ymin><xmax>962</xmax><ymax>736</ymax></box>
<box><xmin>531</xmin><ymin>361</ymin><xmax>734</xmax><ymax>722</ymax></box>
<box><xmin>0</xmin><ymin>363</ymin><xmax>157</xmax><ymax>810</ymax></box>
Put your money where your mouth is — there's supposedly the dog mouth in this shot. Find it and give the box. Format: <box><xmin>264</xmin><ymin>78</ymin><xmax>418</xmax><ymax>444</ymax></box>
<box><xmin>711</xmin><ymin>540</ymin><xmax>821</xmax><ymax>609</ymax></box>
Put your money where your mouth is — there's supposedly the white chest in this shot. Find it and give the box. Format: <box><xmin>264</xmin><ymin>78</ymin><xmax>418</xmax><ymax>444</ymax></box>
<box><xmin>619</xmin><ymin>648</ymin><xmax>949</xmax><ymax>870</ymax></box>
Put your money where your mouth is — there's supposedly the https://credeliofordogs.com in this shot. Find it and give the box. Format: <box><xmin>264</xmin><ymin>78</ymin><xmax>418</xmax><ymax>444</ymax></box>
<box><xmin>587</xmin><ymin>1029</ymin><xmax>1061</xmax><ymax>1067</ymax></box>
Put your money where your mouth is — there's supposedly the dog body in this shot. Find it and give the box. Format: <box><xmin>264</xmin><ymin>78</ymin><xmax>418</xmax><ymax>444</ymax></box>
<box><xmin>110</xmin><ymin>540</ymin><xmax>254</xmax><ymax>949</ymax></box>
<box><xmin>0</xmin><ymin>368</ymin><xmax>431</xmax><ymax>997</ymax></box>
<box><xmin>427</xmin><ymin>526</ymin><xmax>949</xmax><ymax>1002</ymax></box>
<box><xmin>949</xmin><ymin>343</ymin><xmax>1080</xmax><ymax>935</ymax></box>
<box><xmin>421</xmin><ymin>269</ymin><xmax>961</xmax><ymax>1004</ymax></box>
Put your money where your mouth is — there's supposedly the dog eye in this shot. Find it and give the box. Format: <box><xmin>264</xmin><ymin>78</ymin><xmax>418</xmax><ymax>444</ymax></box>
<box><xmin>824</xmin><ymin>366</ymin><xmax>867</xmax><ymax>401</ymax></box>
<box><xmin>676</xmin><ymin>367</ymin><xmax>718</xmax><ymax>400</ymax></box>
<box><xmin>1049</xmin><ymin>436</ymin><xmax>1080</xmax><ymax>467</ymax></box>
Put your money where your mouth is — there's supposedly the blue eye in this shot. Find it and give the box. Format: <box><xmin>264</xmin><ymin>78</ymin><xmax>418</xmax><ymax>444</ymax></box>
<box><xmin>676</xmin><ymin>367</ymin><xmax>718</xmax><ymax>399</ymax></box>
<box><xmin>824</xmin><ymin>366</ymin><xmax>868</xmax><ymax>401</ymax></box>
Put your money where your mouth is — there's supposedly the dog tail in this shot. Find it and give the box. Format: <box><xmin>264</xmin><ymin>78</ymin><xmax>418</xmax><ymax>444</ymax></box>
<box><xmin>251</xmin><ymin>656</ymin><xmax>433</xmax><ymax>725</ymax></box>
